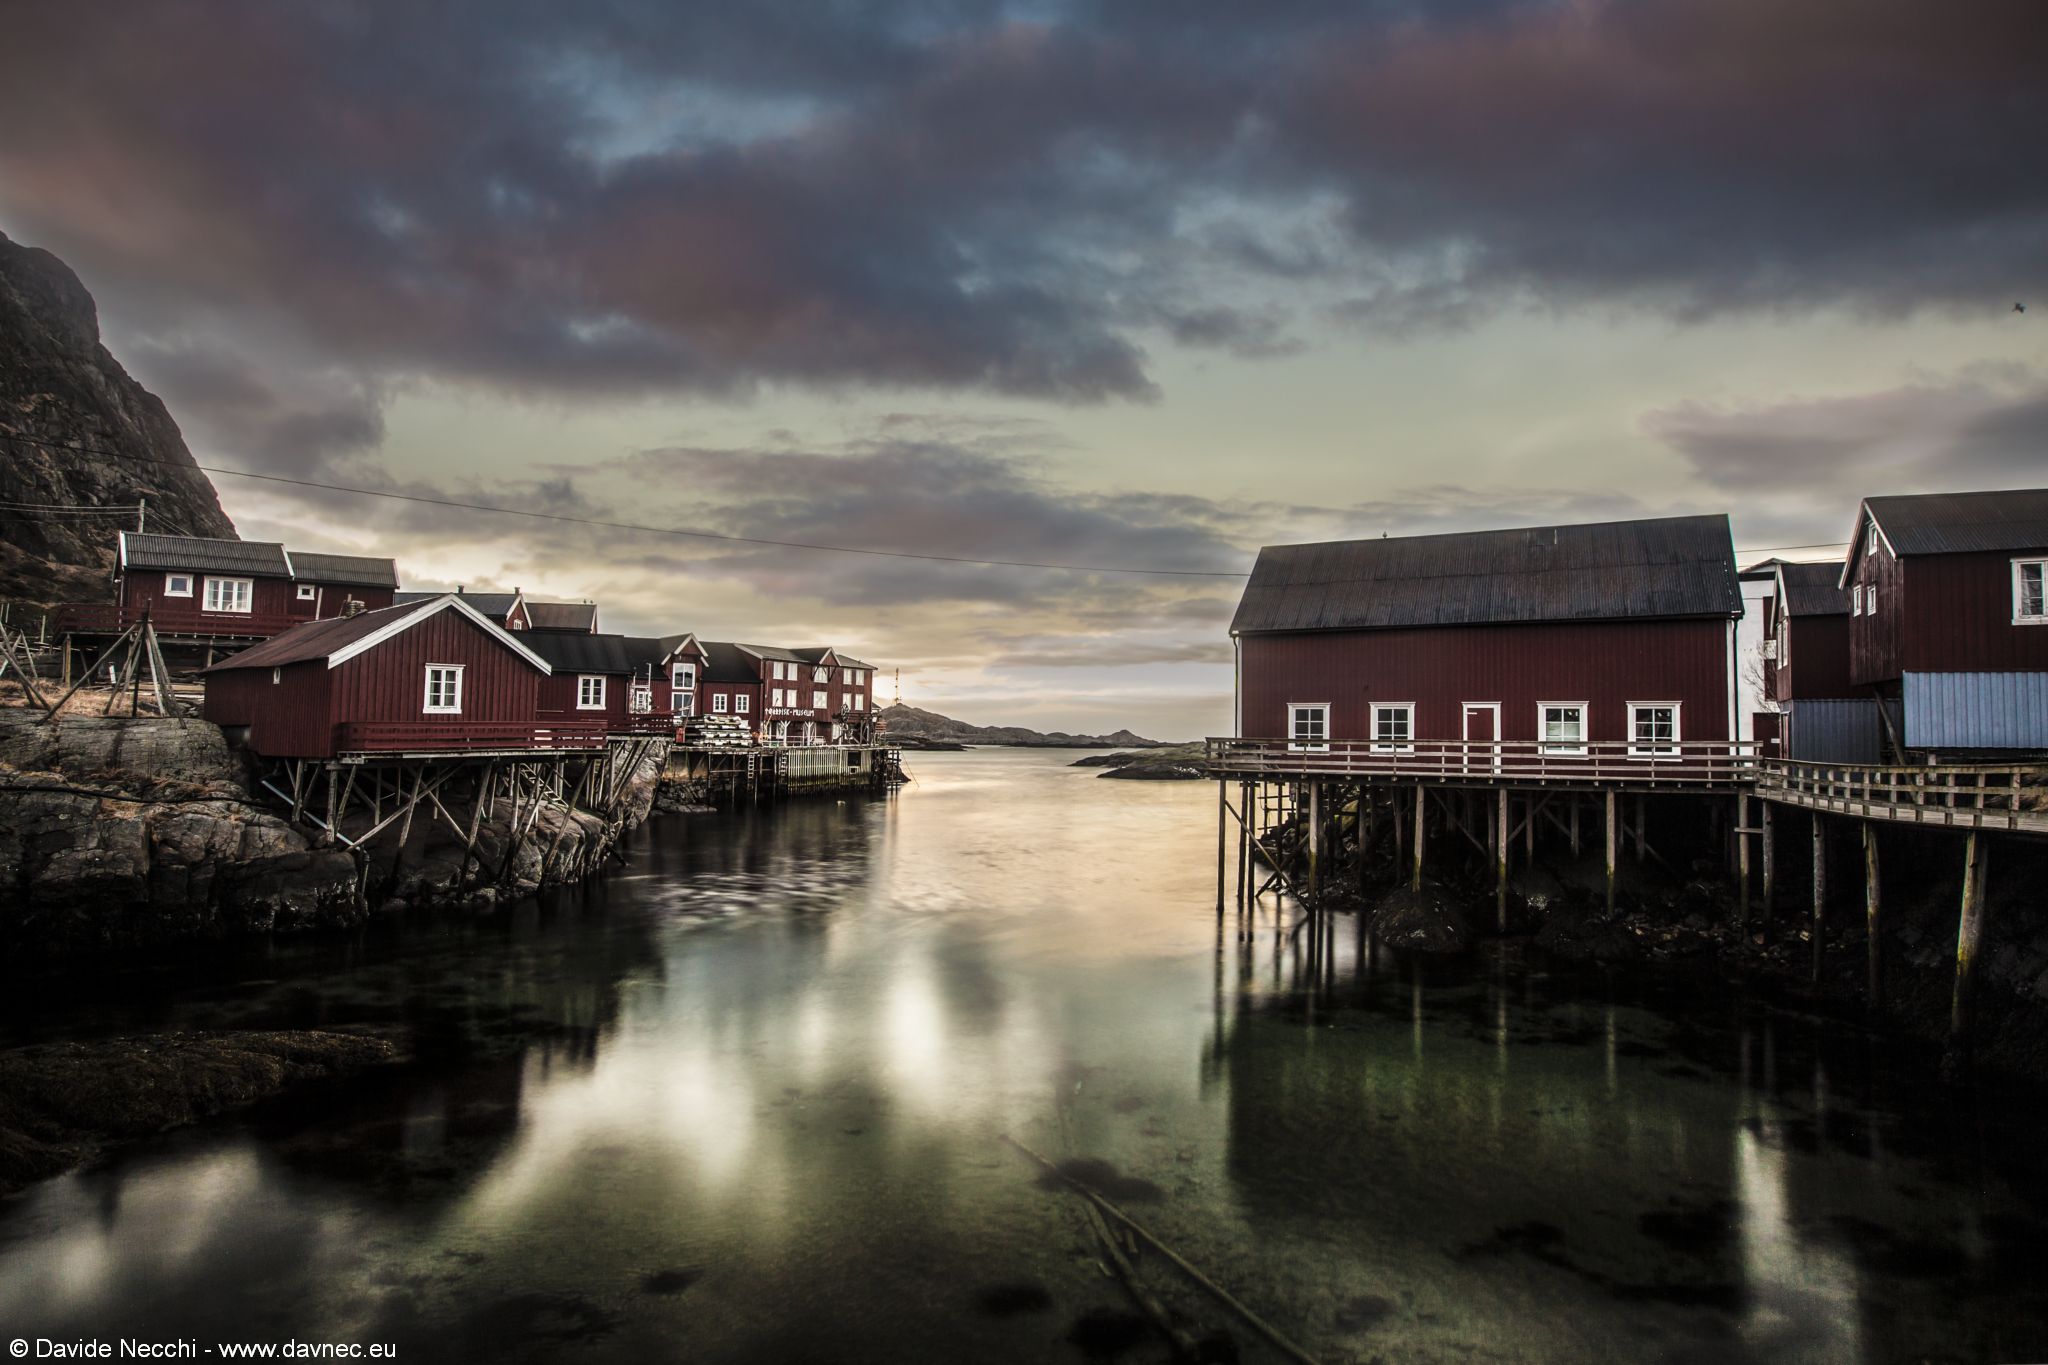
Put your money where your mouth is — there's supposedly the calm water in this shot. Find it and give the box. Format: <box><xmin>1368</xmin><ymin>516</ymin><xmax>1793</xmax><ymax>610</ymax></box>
<box><xmin>3</xmin><ymin>749</ymin><xmax>2046</xmax><ymax>1364</ymax></box>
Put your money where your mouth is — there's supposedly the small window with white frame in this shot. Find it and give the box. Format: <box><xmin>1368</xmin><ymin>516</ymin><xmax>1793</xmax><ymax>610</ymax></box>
<box><xmin>1539</xmin><ymin>703</ymin><xmax>1588</xmax><ymax>756</ymax></box>
<box><xmin>814</xmin><ymin>665</ymin><xmax>830</xmax><ymax>683</ymax></box>
<box><xmin>713</xmin><ymin>691</ymin><xmax>730</xmax><ymax>712</ymax></box>
<box><xmin>1370</xmin><ymin>703</ymin><xmax>1414</xmax><ymax>754</ymax></box>
<box><xmin>812</xmin><ymin>689</ymin><xmax>828</xmax><ymax>709</ymax></box>
<box><xmin>736</xmin><ymin>694</ymin><xmax>751</xmax><ymax>714</ymax></box>
<box><xmin>164</xmin><ymin>572</ymin><xmax>194</xmax><ymax>597</ymax></box>
<box><xmin>203</xmin><ymin>577</ymin><xmax>253</xmax><ymax>613</ymax></box>
<box><xmin>852</xmin><ymin>694</ymin><xmax>864</xmax><ymax>711</ymax></box>
<box><xmin>1866</xmin><ymin>583</ymin><xmax>1877</xmax><ymax>615</ymax></box>
<box><xmin>1866</xmin><ymin>520</ymin><xmax>1879</xmax><ymax>558</ymax></box>
<box><xmin>423</xmin><ymin>664</ymin><xmax>464</xmax><ymax>714</ymax></box>
<box><xmin>1287</xmin><ymin>703</ymin><xmax>1329</xmax><ymax>752</ymax></box>
<box><xmin>770</xmin><ymin>687</ymin><xmax>784</xmax><ymax>707</ymax></box>
<box><xmin>1628</xmin><ymin>702</ymin><xmax>1680</xmax><ymax>758</ymax></box>
<box><xmin>2014</xmin><ymin>558</ymin><xmax>2047</xmax><ymax>623</ymax></box>
<box><xmin>296</xmin><ymin>584</ymin><xmax>316</xmax><ymax>601</ymax></box>
<box><xmin>577</xmin><ymin>675</ymin><xmax>606</xmax><ymax>709</ymax></box>
<box><xmin>672</xmin><ymin>662</ymin><xmax>696</xmax><ymax>691</ymax></box>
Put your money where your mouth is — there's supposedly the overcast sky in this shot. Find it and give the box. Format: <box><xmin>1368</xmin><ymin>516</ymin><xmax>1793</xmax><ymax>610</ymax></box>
<box><xmin>2</xmin><ymin>0</ymin><xmax>2043</xmax><ymax>738</ymax></box>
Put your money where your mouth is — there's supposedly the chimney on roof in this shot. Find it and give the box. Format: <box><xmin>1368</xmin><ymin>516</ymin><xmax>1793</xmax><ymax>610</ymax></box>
<box><xmin>343</xmin><ymin>598</ymin><xmax>366</xmax><ymax>617</ymax></box>
<box><xmin>457</xmin><ymin>585</ymin><xmax>465</xmax><ymax>594</ymax></box>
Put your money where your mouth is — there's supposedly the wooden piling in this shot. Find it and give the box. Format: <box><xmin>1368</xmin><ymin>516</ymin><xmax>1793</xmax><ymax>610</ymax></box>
<box><xmin>1950</xmin><ymin>831</ymin><xmax>1990</xmax><ymax>1045</ymax></box>
<box><xmin>1863</xmin><ymin>823</ymin><xmax>1881</xmax><ymax>1009</ymax></box>
<box><xmin>1810</xmin><ymin>814</ymin><xmax>1826</xmax><ymax>983</ymax></box>
<box><xmin>1736</xmin><ymin>794</ymin><xmax>1751</xmax><ymax>927</ymax></box>
<box><xmin>1761</xmin><ymin>802</ymin><xmax>1776</xmax><ymax>914</ymax></box>
<box><xmin>1235</xmin><ymin>781</ymin><xmax>1250</xmax><ymax>908</ymax></box>
<box><xmin>1215</xmin><ymin>779</ymin><xmax>1228</xmax><ymax>915</ymax></box>
<box><xmin>1411</xmin><ymin>784</ymin><xmax>1425</xmax><ymax>893</ymax></box>
<box><xmin>1306</xmin><ymin>781</ymin><xmax>1321</xmax><ymax>901</ymax></box>
<box><xmin>1603</xmin><ymin>790</ymin><xmax>1617</xmax><ymax>914</ymax></box>
<box><xmin>1495</xmin><ymin>787</ymin><xmax>1509</xmax><ymax>931</ymax></box>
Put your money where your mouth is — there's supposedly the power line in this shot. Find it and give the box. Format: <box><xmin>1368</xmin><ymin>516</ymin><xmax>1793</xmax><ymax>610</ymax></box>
<box><xmin>0</xmin><ymin>432</ymin><xmax>1251</xmax><ymax>580</ymax></box>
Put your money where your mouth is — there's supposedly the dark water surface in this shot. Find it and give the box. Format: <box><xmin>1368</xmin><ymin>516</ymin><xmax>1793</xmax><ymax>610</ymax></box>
<box><xmin>4</xmin><ymin>749</ymin><xmax>2048</xmax><ymax>1363</ymax></box>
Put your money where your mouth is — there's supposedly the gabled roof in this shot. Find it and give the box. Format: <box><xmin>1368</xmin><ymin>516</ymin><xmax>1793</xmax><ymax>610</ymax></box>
<box><xmin>394</xmin><ymin>589</ymin><xmax>522</xmax><ymax>619</ymax></box>
<box><xmin>120</xmin><ymin>531</ymin><xmax>290</xmax><ymax>577</ymax></box>
<box><xmin>835</xmin><ymin>655</ymin><xmax>876</xmax><ymax>671</ymax></box>
<box><xmin>525</xmin><ymin>600</ymin><xmax>599</xmax><ymax>633</ymax></box>
<box><xmin>524</xmin><ymin>632</ymin><xmax>647</xmax><ymax>675</ymax></box>
<box><xmin>657</xmin><ymin>632</ymin><xmax>703</xmax><ymax>661</ymax></box>
<box><xmin>1859</xmin><ymin>489</ymin><xmax>2048</xmax><ymax>558</ymax></box>
<box><xmin>1775</xmin><ymin>561</ymin><xmax>1850</xmax><ymax>617</ymax></box>
<box><xmin>290</xmin><ymin>551</ymin><xmax>400</xmax><ymax>589</ymax></box>
<box><xmin>204</xmin><ymin>594</ymin><xmax>552</xmax><ymax>673</ymax></box>
<box><xmin>1231</xmin><ymin>514</ymin><xmax>1741</xmax><ymax>635</ymax></box>
<box><xmin>736</xmin><ymin>642</ymin><xmax>804</xmax><ymax>663</ymax></box>
<box><xmin>699</xmin><ymin>641</ymin><xmax>765</xmax><ymax>683</ymax></box>
<box><xmin>790</xmin><ymin>646</ymin><xmax>839</xmax><ymax>666</ymax></box>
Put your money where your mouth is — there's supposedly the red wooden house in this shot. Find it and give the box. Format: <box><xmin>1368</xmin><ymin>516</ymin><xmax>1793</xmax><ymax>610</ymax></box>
<box><xmin>1231</xmin><ymin>514</ymin><xmax>1742</xmax><ymax>773</ymax></box>
<box><xmin>201</xmin><ymin>594</ymin><xmax>583</xmax><ymax>758</ymax></box>
<box><xmin>393</xmin><ymin>589</ymin><xmax>530</xmax><ymax>631</ymax></box>
<box><xmin>653</xmin><ymin>640</ymin><xmax>878</xmax><ymax>742</ymax></box>
<box><xmin>1765</xmin><ymin>561</ymin><xmax>1878</xmax><ymax>762</ymax></box>
<box><xmin>527</xmin><ymin>633</ymin><xmax>674</xmax><ymax>733</ymax></box>
<box><xmin>524</xmin><ymin>600</ymin><xmax>600</xmax><ymax>634</ymax></box>
<box><xmin>59</xmin><ymin>532</ymin><xmax>398</xmax><ymax>643</ymax></box>
<box><xmin>1841</xmin><ymin>488</ymin><xmax>2048</xmax><ymax>752</ymax></box>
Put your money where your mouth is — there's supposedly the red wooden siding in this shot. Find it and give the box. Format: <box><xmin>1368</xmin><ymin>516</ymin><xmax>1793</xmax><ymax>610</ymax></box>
<box><xmin>329</xmin><ymin>611</ymin><xmax>542</xmax><ymax>738</ymax></box>
<box><xmin>1847</xmin><ymin>538</ymin><xmax>1906</xmax><ymax>684</ymax></box>
<box><xmin>1775</xmin><ymin>613</ymin><xmax>1854</xmax><ymax>701</ymax></box>
<box><xmin>120</xmin><ymin>571</ymin><xmax>394</xmax><ymax>637</ymax></box>
<box><xmin>1851</xmin><ymin>548</ymin><xmax>2048</xmax><ymax>684</ymax></box>
<box><xmin>202</xmin><ymin>659</ymin><xmax>335</xmax><ymax>757</ymax></box>
<box><xmin>1239</xmin><ymin>619</ymin><xmax>1733</xmax><ymax>744</ymax></box>
<box><xmin>535</xmin><ymin>669</ymin><xmax>655</xmax><ymax>728</ymax></box>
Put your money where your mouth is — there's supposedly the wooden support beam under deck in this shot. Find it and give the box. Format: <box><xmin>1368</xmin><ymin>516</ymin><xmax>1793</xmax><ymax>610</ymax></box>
<box><xmin>1950</xmin><ymin>831</ymin><xmax>1991</xmax><ymax>1046</ymax></box>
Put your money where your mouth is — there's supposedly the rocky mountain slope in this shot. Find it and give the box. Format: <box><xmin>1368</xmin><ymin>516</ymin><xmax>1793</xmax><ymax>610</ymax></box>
<box><xmin>877</xmin><ymin>702</ymin><xmax>1161</xmax><ymax>748</ymax></box>
<box><xmin>0</xmin><ymin>231</ymin><xmax>236</xmax><ymax>607</ymax></box>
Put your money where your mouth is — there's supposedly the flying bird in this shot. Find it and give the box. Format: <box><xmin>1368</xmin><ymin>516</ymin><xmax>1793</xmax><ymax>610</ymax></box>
<box><xmin>2017</xmin><ymin>302</ymin><xmax>2028</xmax><ymax>313</ymax></box>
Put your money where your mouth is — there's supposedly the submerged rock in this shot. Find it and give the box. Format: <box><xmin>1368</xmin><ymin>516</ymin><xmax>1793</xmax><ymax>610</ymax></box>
<box><xmin>1368</xmin><ymin>885</ymin><xmax>1473</xmax><ymax>953</ymax></box>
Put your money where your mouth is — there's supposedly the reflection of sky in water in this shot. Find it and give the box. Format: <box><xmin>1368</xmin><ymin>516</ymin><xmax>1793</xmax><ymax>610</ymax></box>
<box><xmin>2</xmin><ymin>749</ymin><xmax>2046</xmax><ymax>1362</ymax></box>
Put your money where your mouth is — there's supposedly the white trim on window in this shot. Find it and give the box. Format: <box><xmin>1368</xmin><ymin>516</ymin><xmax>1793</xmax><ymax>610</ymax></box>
<box><xmin>296</xmin><ymin>584</ymin><xmax>317</xmax><ymax>601</ymax></box>
<box><xmin>1538</xmin><ymin>702</ymin><xmax>1588</xmax><ymax>757</ymax></box>
<box><xmin>736</xmin><ymin>694</ymin><xmax>751</xmax><ymax>714</ymax></box>
<box><xmin>811</xmin><ymin>689</ymin><xmax>828</xmax><ymax>709</ymax></box>
<box><xmin>576</xmin><ymin>674</ymin><xmax>606</xmax><ymax>710</ymax></box>
<box><xmin>1850</xmin><ymin>584</ymin><xmax>1863</xmax><ymax>615</ymax></box>
<box><xmin>672</xmin><ymin>662</ymin><xmax>696</xmax><ymax>691</ymax></box>
<box><xmin>203</xmin><ymin>576</ymin><xmax>254</xmax><ymax>613</ymax></box>
<box><xmin>164</xmin><ymin>572</ymin><xmax>194</xmax><ymax>598</ymax></box>
<box><xmin>1286</xmin><ymin>702</ymin><xmax>1330</xmax><ymax>752</ymax></box>
<box><xmin>423</xmin><ymin>664</ymin><xmax>464</xmax><ymax>714</ymax></box>
<box><xmin>2013</xmin><ymin>557</ymin><xmax>2048</xmax><ymax>624</ymax></box>
<box><xmin>1369</xmin><ymin>702</ymin><xmax>1415</xmax><ymax>754</ymax></box>
<box><xmin>713</xmin><ymin>691</ymin><xmax>730</xmax><ymax>712</ymax></box>
<box><xmin>1627</xmin><ymin>701</ymin><xmax>1681</xmax><ymax>759</ymax></box>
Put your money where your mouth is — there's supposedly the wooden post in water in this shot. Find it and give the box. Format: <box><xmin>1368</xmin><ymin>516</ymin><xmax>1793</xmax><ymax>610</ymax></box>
<box><xmin>1236</xmin><ymin>780</ymin><xmax>1250</xmax><ymax>908</ymax></box>
<box><xmin>1736</xmin><ymin>794</ymin><xmax>1751</xmax><ymax>928</ymax></box>
<box><xmin>1411</xmin><ymin>785</ymin><xmax>1425</xmax><ymax>893</ymax></box>
<box><xmin>1863</xmin><ymin>822</ymin><xmax>1882</xmax><ymax>1010</ymax></box>
<box><xmin>1950</xmin><ymin>831</ymin><xmax>1991</xmax><ymax>1046</ymax></box>
<box><xmin>1306</xmin><ymin>781</ymin><xmax>1321</xmax><ymax>902</ymax></box>
<box><xmin>1603</xmin><ymin>790</ymin><xmax>1617</xmax><ymax>914</ymax></box>
<box><xmin>1810</xmin><ymin>814</ymin><xmax>1826</xmax><ymax>983</ymax></box>
<box><xmin>1215</xmin><ymin>779</ymin><xmax>1228</xmax><ymax>915</ymax></box>
<box><xmin>1761</xmin><ymin>803</ymin><xmax>1776</xmax><ymax>916</ymax></box>
<box><xmin>1495</xmin><ymin>787</ymin><xmax>1509</xmax><ymax>931</ymax></box>
<box><xmin>1569</xmin><ymin>797</ymin><xmax>1581</xmax><ymax>859</ymax></box>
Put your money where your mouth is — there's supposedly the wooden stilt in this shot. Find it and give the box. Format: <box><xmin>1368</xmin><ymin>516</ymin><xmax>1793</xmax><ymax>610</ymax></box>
<box><xmin>1569</xmin><ymin>797</ymin><xmax>1581</xmax><ymax>859</ymax></box>
<box><xmin>1604</xmin><ymin>790</ymin><xmax>1617</xmax><ymax>915</ymax></box>
<box><xmin>1950</xmin><ymin>832</ymin><xmax>1990</xmax><ymax>1045</ymax></box>
<box><xmin>1863</xmin><ymin>823</ymin><xmax>1882</xmax><ymax>1010</ymax></box>
<box><xmin>319</xmin><ymin>767</ymin><xmax>339</xmax><ymax>847</ymax></box>
<box><xmin>1306</xmin><ymin>781</ymin><xmax>1321</xmax><ymax>901</ymax></box>
<box><xmin>1216</xmin><ymin>780</ymin><xmax>1228</xmax><ymax>914</ymax></box>
<box><xmin>1761</xmin><ymin>802</ymin><xmax>1776</xmax><ymax>915</ymax></box>
<box><xmin>1810</xmin><ymin>814</ymin><xmax>1827</xmax><ymax>982</ymax></box>
<box><xmin>1411</xmin><ymin>785</ymin><xmax>1425</xmax><ymax>893</ymax></box>
<box><xmin>1737</xmin><ymin>794</ymin><xmax>1751</xmax><ymax>928</ymax></box>
<box><xmin>1495</xmin><ymin>787</ymin><xmax>1509</xmax><ymax>932</ymax></box>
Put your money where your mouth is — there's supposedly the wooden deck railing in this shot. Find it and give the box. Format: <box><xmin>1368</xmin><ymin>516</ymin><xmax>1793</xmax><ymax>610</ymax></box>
<box><xmin>1757</xmin><ymin>759</ymin><xmax>2048</xmax><ymax>832</ymax></box>
<box><xmin>1205</xmin><ymin>736</ymin><xmax>1756</xmax><ymax>785</ymax></box>
<box><xmin>54</xmin><ymin>601</ymin><xmax>305</xmax><ymax>639</ymax></box>
<box><xmin>610</xmin><ymin>710</ymin><xmax>680</xmax><ymax>735</ymax></box>
<box><xmin>336</xmin><ymin>720</ymin><xmax>609</xmax><ymax>754</ymax></box>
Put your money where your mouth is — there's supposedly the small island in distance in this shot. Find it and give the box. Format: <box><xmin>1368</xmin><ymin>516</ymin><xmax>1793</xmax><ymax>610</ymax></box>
<box><xmin>875</xmin><ymin>703</ymin><xmax>1205</xmax><ymax>779</ymax></box>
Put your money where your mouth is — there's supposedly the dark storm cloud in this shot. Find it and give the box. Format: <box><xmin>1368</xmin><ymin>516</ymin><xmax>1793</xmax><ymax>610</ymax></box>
<box><xmin>1</xmin><ymin>0</ymin><xmax>2040</xmax><ymax>468</ymax></box>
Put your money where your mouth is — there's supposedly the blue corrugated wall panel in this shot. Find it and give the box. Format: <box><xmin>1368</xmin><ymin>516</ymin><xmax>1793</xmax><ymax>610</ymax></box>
<box><xmin>1902</xmin><ymin>673</ymin><xmax>2048</xmax><ymax>749</ymax></box>
<box><xmin>1785</xmin><ymin>699</ymin><xmax>1882</xmax><ymax>763</ymax></box>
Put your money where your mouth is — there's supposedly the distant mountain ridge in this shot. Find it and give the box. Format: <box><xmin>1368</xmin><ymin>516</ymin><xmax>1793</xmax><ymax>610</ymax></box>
<box><xmin>878</xmin><ymin>702</ymin><xmax>1163</xmax><ymax>749</ymax></box>
<box><xmin>0</xmin><ymin>231</ymin><xmax>236</xmax><ymax>607</ymax></box>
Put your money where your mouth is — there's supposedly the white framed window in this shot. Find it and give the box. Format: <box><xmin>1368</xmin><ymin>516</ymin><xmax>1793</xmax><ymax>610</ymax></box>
<box><xmin>630</xmin><ymin>685</ymin><xmax>652</xmax><ymax>713</ymax></box>
<box><xmin>675</xmin><ymin>690</ymin><xmax>695</xmax><ymax>717</ymax></box>
<box><xmin>164</xmin><ymin>573</ymin><xmax>194</xmax><ymax>597</ymax></box>
<box><xmin>813</xmin><ymin>665</ymin><xmax>829</xmax><ymax>683</ymax></box>
<box><xmin>1539</xmin><ymin>703</ymin><xmax>1588</xmax><ymax>756</ymax></box>
<box><xmin>423</xmin><ymin>664</ymin><xmax>464</xmax><ymax>714</ymax></box>
<box><xmin>203</xmin><ymin>577</ymin><xmax>253</xmax><ymax>613</ymax></box>
<box><xmin>1866</xmin><ymin>583</ymin><xmax>1877</xmax><ymax>615</ymax></box>
<box><xmin>271</xmin><ymin>667</ymin><xmax>281</xmax><ymax>685</ymax></box>
<box><xmin>774</xmin><ymin>661</ymin><xmax>788</xmax><ymax>680</ymax></box>
<box><xmin>770</xmin><ymin>687</ymin><xmax>784</xmax><ymax>707</ymax></box>
<box><xmin>736</xmin><ymin>694</ymin><xmax>751</xmax><ymax>714</ymax></box>
<box><xmin>577</xmin><ymin>675</ymin><xmax>606</xmax><ymax>709</ymax></box>
<box><xmin>1866</xmin><ymin>521</ymin><xmax>1879</xmax><ymax>558</ymax></box>
<box><xmin>811</xmin><ymin>689</ymin><xmax>828</xmax><ymax>709</ymax></box>
<box><xmin>296</xmin><ymin>584</ymin><xmax>317</xmax><ymax>601</ymax></box>
<box><xmin>852</xmin><ymin>694</ymin><xmax>864</xmax><ymax>711</ymax></box>
<box><xmin>713</xmin><ymin>692</ymin><xmax>730</xmax><ymax>712</ymax></box>
<box><xmin>1850</xmin><ymin>585</ymin><xmax>1862</xmax><ymax>615</ymax></box>
<box><xmin>2014</xmin><ymin>558</ymin><xmax>2047</xmax><ymax>623</ymax></box>
<box><xmin>1370</xmin><ymin>703</ymin><xmax>1415</xmax><ymax>754</ymax></box>
<box><xmin>1628</xmin><ymin>702</ymin><xmax>1680</xmax><ymax>758</ymax></box>
<box><xmin>1285</xmin><ymin>702</ymin><xmax>1329</xmax><ymax>751</ymax></box>
<box><xmin>672</xmin><ymin>662</ymin><xmax>696</xmax><ymax>691</ymax></box>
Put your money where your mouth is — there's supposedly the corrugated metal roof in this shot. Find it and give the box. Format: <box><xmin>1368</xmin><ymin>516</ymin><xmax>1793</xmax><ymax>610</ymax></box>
<box><xmin>394</xmin><ymin>590</ymin><xmax>520</xmax><ymax>618</ymax></box>
<box><xmin>737</xmin><ymin>642</ymin><xmax>805</xmax><ymax>663</ymax></box>
<box><xmin>290</xmin><ymin>551</ymin><xmax>399</xmax><ymax>588</ymax></box>
<box><xmin>1778</xmin><ymin>561</ymin><xmax>1849</xmax><ymax>617</ymax></box>
<box><xmin>524</xmin><ymin>632</ymin><xmax>645</xmax><ymax>674</ymax></box>
<box><xmin>525</xmin><ymin>600</ymin><xmax>599</xmax><ymax>632</ymax></box>
<box><xmin>122</xmin><ymin>532</ymin><xmax>289</xmax><ymax>577</ymax></box>
<box><xmin>1230</xmin><ymin>514</ymin><xmax>1741</xmax><ymax>635</ymax></box>
<box><xmin>836</xmin><ymin>654</ymin><xmax>877</xmax><ymax>670</ymax></box>
<box><xmin>1866</xmin><ymin>489</ymin><xmax>2048</xmax><ymax>556</ymax></box>
<box><xmin>204</xmin><ymin>600</ymin><xmax>420</xmax><ymax>670</ymax></box>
